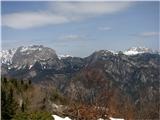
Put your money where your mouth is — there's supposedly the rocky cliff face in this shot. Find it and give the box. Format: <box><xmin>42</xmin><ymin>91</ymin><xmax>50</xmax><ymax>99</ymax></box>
<box><xmin>12</xmin><ymin>45</ymin><xmax>57</xmax><ymax>66</ymax></box>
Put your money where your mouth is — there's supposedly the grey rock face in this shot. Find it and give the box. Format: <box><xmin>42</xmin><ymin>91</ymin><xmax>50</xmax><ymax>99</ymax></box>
<box><xmin>12</xmin><ymin>45</ymin><xmax>57</xmax><ymax>66</ymax></box>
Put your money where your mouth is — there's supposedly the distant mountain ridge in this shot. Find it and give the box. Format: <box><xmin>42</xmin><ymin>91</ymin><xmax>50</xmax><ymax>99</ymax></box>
<box><xmin>1</xmin><ymin>45</ymin><xmax>159</xmax><ymax>81</ymax></box>
<box><xmin>1</xmin><ymin>45</ymin><xmax>158</xmax><ymax>67</ymax></box>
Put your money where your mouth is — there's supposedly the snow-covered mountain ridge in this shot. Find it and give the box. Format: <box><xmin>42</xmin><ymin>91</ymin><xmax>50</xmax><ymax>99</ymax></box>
<box><xmin>0</xmin><ymin>45</ymin><xmax>158</xmax><ymax>67</ymax></box>
<box><xmin>123</xmin><ymin>47</ymin><xmax>154</xmax><ymax>55</ymax></box>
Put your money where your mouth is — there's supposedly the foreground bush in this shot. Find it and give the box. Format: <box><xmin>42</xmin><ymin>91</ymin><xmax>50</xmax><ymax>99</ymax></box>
<box><xmin>12</xmin><ymin>111</ymin><xmax>53</xmax><ymax>120</ymax></box>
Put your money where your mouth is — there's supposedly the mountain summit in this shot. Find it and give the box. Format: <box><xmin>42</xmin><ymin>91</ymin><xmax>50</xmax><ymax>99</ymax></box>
<box><xmin>1</xmin><ymin>45</ymin><xmax>59</xmax><ymax>68</ymax></box>
<box><xmin>123</xmin><ymin>47</ymin><xmax>153</xmax><ymax>55</ymax></box>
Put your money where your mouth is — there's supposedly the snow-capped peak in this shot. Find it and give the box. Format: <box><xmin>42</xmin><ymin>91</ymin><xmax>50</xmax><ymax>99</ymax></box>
<box><xmin>123</xmin><ymin>47</ymin><xmax>153</xmax><ymax>55</ymax></box>
<box><xmin>0</xmin><ymin>45</ymin><xmax>44</xmax><ymax>65</ymax></box>
<box><xmin>0</xmin><ymin>45</ymin><xmax>58</xmax><ymax>70</ymax></box>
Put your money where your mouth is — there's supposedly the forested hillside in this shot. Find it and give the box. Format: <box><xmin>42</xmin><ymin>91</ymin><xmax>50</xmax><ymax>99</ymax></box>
<box><xmin>1</xmin><ymin>76</ymin><xmax>159</xmax><ymax>120</ymax></box>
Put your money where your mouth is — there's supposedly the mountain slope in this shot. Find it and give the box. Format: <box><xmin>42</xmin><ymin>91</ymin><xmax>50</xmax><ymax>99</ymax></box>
<box><xmin>1</xmin><ymin>45</ymin><xmax>160</xmax><ymax>119</ymax></box>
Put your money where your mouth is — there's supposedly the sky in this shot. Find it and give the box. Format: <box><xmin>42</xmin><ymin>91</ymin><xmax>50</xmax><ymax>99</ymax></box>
<box><xmin>1</xmin><ymin>1</ymin><xmax>160</xmax><ymax>57</ymax></box>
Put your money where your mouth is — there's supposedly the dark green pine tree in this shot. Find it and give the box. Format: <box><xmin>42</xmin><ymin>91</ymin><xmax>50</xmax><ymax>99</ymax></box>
<box><xmin>29</xmin><ymin>79</ymin><xmax>32</xmax><ymax>85</ymax></box>
<box><xmin>1</xmin><ymin>86</ymin><xmax>18</xmax><ymax>120</ymax></box>
<box><xmin>3</xmin><ymin>77</ymin><xmax>7</xmax><ymax>84</ymax></box>
<box><xmin>21</xmin><ymin>80</ymin><xmax>24</xmax><ymax>85</ymax></box>
<box><xmin>21</xmin><ymin>102</ymin><xmax>25</xmax><ymax>112</ymax></box>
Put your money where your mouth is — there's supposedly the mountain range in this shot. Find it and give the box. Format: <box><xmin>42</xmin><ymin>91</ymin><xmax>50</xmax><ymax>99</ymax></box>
<box><xmin>1</xmin><ymin>45</ymin><xmax>160</xmax><ymax>119</ymax></box>
<box><xmin>0</xmin><ymin>45</ymin><xmax>158</xmax><ymax>68</ymax></box>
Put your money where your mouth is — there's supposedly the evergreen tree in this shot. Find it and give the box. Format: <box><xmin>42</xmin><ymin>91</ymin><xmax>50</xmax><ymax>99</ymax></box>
<box><xmin>3</xmin><ymin>77</ymin><xmax>7</xmax><ymax>84</ymax></box>
<box><xmin>1</xmin><ymin>79</ymin><xmax>18</xmax><ymax>120</ymax></box>
<box><xmin>21</xmin><ymin>102</ymin><xmax>25</xmax><ymax>112</ymax></box>
<box><xmin>29</xmin><ymin>80</ymin><xmax>32</xmax><ymax>85</ymax></box>
<box><xmin>21</xmin><ymin>80</ymin><xmax>24</xmax><ymax>85</ymax></box>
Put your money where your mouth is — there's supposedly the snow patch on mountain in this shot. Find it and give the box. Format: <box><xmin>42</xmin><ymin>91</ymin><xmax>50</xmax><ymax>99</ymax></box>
<box><xmin>52</xmin><ymin>114</ymin><xmax>124</xmax><ymax>120</ymax></box>
<box><xmin>109</xmin><ymin>117</ymin><xmax>124</xmax><ymax>120</ymax></box>
<box><xmin>52</xmin><ymin>115</ymin><xmax>71</xmax><ymax>120</ymax></box>
<box><xmin>58</xmin><ymin>54</ymin><xmax>73</xmax><ymax>59</ymax></box>
<box><xmin>20</xmin><ymin>45</ymin><xmax>42</xmax><ymax>52</ymax></box>
<box><xmin>0</xmin><ymin>48</ymin><xmax>17</xmax><ymax>65</ymax></box>
<box><xmin>29</xmin><ymin>65</ymin><xmax>33</xmax><ymax>69</ymax></box>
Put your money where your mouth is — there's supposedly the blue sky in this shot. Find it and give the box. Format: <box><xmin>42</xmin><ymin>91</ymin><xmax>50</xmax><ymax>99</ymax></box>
<box><xmin>1</xmin><ymin>1</ymin><xmax>159</xmax><ymax>57</ymax></box>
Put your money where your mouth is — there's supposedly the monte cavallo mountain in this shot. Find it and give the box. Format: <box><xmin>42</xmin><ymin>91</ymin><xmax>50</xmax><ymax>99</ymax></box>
<box><xmin>1</xmin><ymin>45</ymin><xmax>160</xmax><ymax>118</ymax></box>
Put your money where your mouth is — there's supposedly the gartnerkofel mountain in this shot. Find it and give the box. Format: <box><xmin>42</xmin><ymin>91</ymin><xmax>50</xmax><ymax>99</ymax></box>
<box><xmin>1</xmin><ymin>45</ymin><xmax>160</xmax><ymax>118</ymax></box>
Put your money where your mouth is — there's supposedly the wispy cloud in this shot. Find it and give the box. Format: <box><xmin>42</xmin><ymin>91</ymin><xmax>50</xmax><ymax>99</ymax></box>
<box><xmin>98</xmin><ymin>26</ymin><xmax>112</xmax><ymax>31</ymax></box>
<box><xmin>2</xmin><ymin>2</ymin><xmax>133</xmax><ymax>29</ymax></box>
<box><xmin>131</xmin><ymin>32</ymin><xmax>160</xmax><ymax>38</ymax></box>
<box><xmin>139</xmin><ymin>32</ymin><xmax>160</xmax><ymax>37</ymax></box>
<box><xmin>60</xmin><ymin>34</ymin><xmax>83</xmax><ymax>41</ymax></box>
<box><xmin>51</xmin><ymin>2</ymin><xmax>132</xmax><ymax>17</ymax></box>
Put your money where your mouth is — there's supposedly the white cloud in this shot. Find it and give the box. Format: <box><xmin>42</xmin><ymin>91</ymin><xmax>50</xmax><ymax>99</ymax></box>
<box><xmin>2</xmin><ymin>12</ymin><xmax>69</xmax><ymax>29</ymax></box>
<box><xmin>139</xmin><ymin>32</ymin><xmax>160</xmax><ymax>37</ymax></box>
<box><xmin>2</xmin><ymin>2</ymin><xmax>133</xmax><ymax>29</ymax></box>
